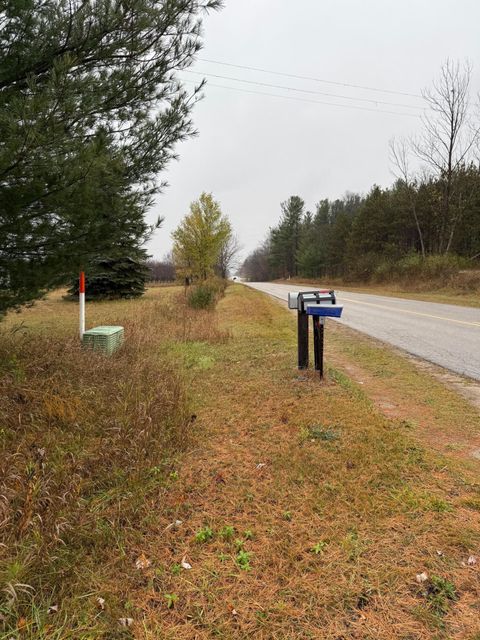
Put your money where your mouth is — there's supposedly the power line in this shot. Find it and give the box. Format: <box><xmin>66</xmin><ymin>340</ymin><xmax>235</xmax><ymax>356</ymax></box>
<box><xmin>181</xmin><ymin>78</ymin><xmax>421</xmax><ymax>118</ymax></box>
<box><xmin>186</xmin><ymin>70</ymin><xmax>424</xmax><ymax>111</ymax></box>
<box><xmin>198</xmin><ymin>58</ymin><xmax>424</xmax><ymax>100</ymax></box>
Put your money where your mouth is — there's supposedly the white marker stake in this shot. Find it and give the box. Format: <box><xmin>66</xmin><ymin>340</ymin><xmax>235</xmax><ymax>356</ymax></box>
<box><xmin>79</xmin><ymin>271</ymin><xmax>85</xmax><ymax>340</ymax></box>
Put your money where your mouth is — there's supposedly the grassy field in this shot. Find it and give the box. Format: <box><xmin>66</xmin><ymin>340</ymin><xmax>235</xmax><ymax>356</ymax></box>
<box><xmin>1</xmin><ymin>284</ymin><xmax>480</xmax><ymax>639</ymax></box>
<box><xmin>279</xmin><ymin>279</ymin><xmax>480</xmax><ymax>308</ymax></box>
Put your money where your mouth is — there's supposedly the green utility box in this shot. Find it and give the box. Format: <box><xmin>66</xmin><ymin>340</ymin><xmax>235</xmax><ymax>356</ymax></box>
<box><xmin>82</xmin><ymin>326</ymin><xmax>124</xmax><ymax>355</ymax></box>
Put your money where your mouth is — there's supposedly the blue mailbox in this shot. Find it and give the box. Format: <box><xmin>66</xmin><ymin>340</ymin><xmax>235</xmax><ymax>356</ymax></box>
<box><xmin>306</xmin><ymin>305</ymin><xmax>343</xmax><ymax>318</ymax></box>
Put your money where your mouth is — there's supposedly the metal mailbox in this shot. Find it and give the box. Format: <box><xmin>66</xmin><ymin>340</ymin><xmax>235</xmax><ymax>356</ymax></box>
<box><xmin>288</xmin><ymin>290</ymin><xmax>335</xmax><ymax>310</ymax></box>
<box><xmin>306</xmin><ymin>304</ymin><xmax>343</xmax><ymax>318</ymax></box>
<box><xmin>293</xmin><ymin>290</ymin><xmax>343</xmax><ymax>378</ymax></box>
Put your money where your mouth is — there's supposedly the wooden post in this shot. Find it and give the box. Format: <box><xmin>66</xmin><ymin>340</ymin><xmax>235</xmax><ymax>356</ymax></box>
<box><xmin>313</xmin><ymin>316</ymin><xmax>325</xmax><ymax>379</ymax></box>
<box><xmin>297</xmin><ymin>309</ymin><xmax>309</xmax><ymax>369</ymax></box>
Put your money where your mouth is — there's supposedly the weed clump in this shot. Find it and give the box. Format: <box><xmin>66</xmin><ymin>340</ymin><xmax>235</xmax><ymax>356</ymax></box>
<box><xmin>219</xmin><ymin>525</ymin><xmax>235</xmax><ymax>541</ymax></box>
<box><xmin>195</xmin><ymin>526</ymin><xmax>214</xmax><ymax>543</ymax></box>
<box><xmin>425</xmin><ymin>575</ymin><xmax>457</xmax><ymax>616</ymax></box>
<box><xmin>235</xmin><ymin>549</ymin><xmax>251</xmax><ymax>571</ymax></box>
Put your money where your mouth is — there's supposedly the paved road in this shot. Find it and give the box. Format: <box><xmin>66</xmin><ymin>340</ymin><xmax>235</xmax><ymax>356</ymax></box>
<box><xmin>244</xmin><ymin>282</ymin><xmax>480</xmax><ymax>381</ymax></box>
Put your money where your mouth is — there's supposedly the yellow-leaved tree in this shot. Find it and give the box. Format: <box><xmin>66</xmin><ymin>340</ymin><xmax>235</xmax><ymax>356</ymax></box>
<box><xmin>172</xmin><ymin>193</ymin><xmax>232</xmax><ymax>280</ymax></box>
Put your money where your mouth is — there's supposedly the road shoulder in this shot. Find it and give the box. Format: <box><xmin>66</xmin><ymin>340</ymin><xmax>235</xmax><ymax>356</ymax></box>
<box><xmin>327</xmin><ymin>321</ymin><xmax>480</xmax><ymax>467</ymax></box>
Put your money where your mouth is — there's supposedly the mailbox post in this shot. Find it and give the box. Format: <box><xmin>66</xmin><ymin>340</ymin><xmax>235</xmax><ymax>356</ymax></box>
<box><xmin>313</xmin><ymin>315</ymin><xmax>324</xmax><ymax>377</ymax></box>
<box><xmin>289</xmin><ymin>290</ymin><xmax>343</xmax><ymax>379</ymax></box>
<box><xmin>297</xmin><ymin>308</ymin><xmax>309</xmax><ymax>369</ymax></box>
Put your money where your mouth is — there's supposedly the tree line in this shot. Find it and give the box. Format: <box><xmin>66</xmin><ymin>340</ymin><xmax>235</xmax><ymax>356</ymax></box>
<box><xmin>241</xmin><ymin>61</ymin><xmax>480</xmax><ymax>283</ymax></box>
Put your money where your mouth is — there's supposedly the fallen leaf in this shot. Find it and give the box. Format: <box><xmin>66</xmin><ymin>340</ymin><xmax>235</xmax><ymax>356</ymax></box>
<box><xmin>17</xmin><ymin>618</ymin><xmax>27</xmax><ymax>630</ymax></box>
<box><xmin>118</xmin><ymin>618</ymin><xmax>134</xmax><ymax>627</ymax></box>
<box><xmin>231</xmin><ymin>609</ymin><xmax>238</xmax><ymax>616</ymax></box>
<box><xmin>96</xmin><ymin>597</ymin><xmax>105</xmax><ymax>610</ymax></box>
<box><xmin>181</xmin><ymin>557</ymin><xmax>192</xmax><ymax>570</ymax></box>
<box><xmin>135</xmin><ymin>554</ymin><xmax>151</xmax><ymax>570</ymax></box>
<box><xmin>416</xmin><ymin>572</ymin><xmax>428</xmax><ymax>583</ymax></box>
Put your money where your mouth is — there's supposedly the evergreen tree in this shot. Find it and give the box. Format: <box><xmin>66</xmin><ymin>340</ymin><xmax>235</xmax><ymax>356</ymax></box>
<box><xmin>67</xmin><ymin>255</ymin><xmax>149</xmax><ymax>300</ymax></box>
<box><xmin>297</xmin><ymin>201</ymin><xmax>330</xmax><ymax>277</ymax></box>
<box><xmin>297</xmin><ymin>210</ymin><xmax>318</xmax><ymax>277</ymax></box>
<box><xmin>269</xmin><ymin>196</ymin><xmax>305</xmax><ymax>277</ymax></box>
<box><xmin>324</xmin><ymin>194</ymin><xmax>363</xmax><ymax>276</ymax></box>
<box><xmin>0</xmin><ymin>0</ymin><xmax>221</xmax><ymax>317</ymax></box>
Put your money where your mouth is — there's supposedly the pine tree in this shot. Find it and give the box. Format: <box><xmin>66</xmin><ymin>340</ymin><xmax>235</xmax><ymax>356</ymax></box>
<box><xmin>67</xmin><ymin>255</ymin><xmax>149</xmax><ymax>301</ymax></box>
<box><xmin>297</xmin><ymin>202</ymin><xmax>329</xmax><ymax>278</ymax></box>
<box><xmin>269</xmin><ymin>196</ymin><xmax>305</xmax><ymax>278</ymax></box>
<box><xmin>0</xmin><ymin>0</ymin><xmax>221</xmax><ymax>317</ymax></box>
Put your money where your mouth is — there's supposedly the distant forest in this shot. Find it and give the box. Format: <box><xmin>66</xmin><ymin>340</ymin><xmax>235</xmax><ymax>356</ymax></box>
<box><xmin>240</xmin><ymin>177</ymin><xmax>480</xmax><ymax>283</ymax></box>
<box><xmin>241</xmin><ymin>61</ymin><xmax>480</xmax><ymax>285</ymax></box>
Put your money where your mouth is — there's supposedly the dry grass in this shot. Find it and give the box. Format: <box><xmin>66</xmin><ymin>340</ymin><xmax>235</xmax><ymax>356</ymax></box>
<box><xmin>0</xmin><ymin>287</ymin><xmax>227</xmax><ymax>637</ymax></box>
<box><xmin>325</xmin><ymin>321</ymin><xmax>480</xmax><ymax>466</ymax></box>
<box><xmin>1</xmin><ymin>284</ymin><xmax>480</xmax><ymax>639</ymax></box>
<box><xmin>124</xmin><ymin>286</ymin><xmax>480</xmax><ymax>639</ymax></box>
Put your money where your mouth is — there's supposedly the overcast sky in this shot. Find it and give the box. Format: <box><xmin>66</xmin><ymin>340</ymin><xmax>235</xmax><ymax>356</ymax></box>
<box><xmin>146</xmin><ymin>0</ymin><xmax>480</xmax><ymax>263</ymax></box>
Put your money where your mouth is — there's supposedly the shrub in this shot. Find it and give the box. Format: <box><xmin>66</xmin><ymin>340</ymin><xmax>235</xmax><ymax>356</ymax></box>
<box><xmin>187</xmin><ymin>283</ymin><xmax>216</xmax><ymax>309</ymax></box>
<box><xmin>208</xmin><ymin>276</ymin><xmax>228</xmax><ymax>297</ymax></box>
<box><xmin>453</xmin><ymin>269</ymin><xmax>480</xmax><ymax>292</ymax></box>
<box><xmin>373</xmin><ymin>253</ymin><xmax>465</xmax><ymax>287</ymax></box>
<box><xmin>186</xmin><ymin>278</ymin><xmax>228</xmax><ymax>310</ymax></box>
<box><xmin>346</xmin><ymin>252</ymin><xmax>384</xmax><ymax>282</ymax></box>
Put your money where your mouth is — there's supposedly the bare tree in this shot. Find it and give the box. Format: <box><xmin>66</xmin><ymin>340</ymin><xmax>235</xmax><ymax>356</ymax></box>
<box><xmin>147</xmin><ymin>254</ymin><xmax>176</xmax><ymax>282</ymax></box>
<box><xmin>389</xmin><ymin>137</ymin><xmax>426</xmax><ymax>258</ymax></box>
<box><xmin>412</xmin><ymin>59</ymin><xmax>480</xmax><ymax>253</ymax></box>
<box><xmin>240</xmin><ymin>242</ymin><xmax>272</xmax><ymax>281</ymax></box>
<box><xmin>216</xmin><ymin>234</ymin><xmax>242</xmax><ymax>279</ymax></box>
